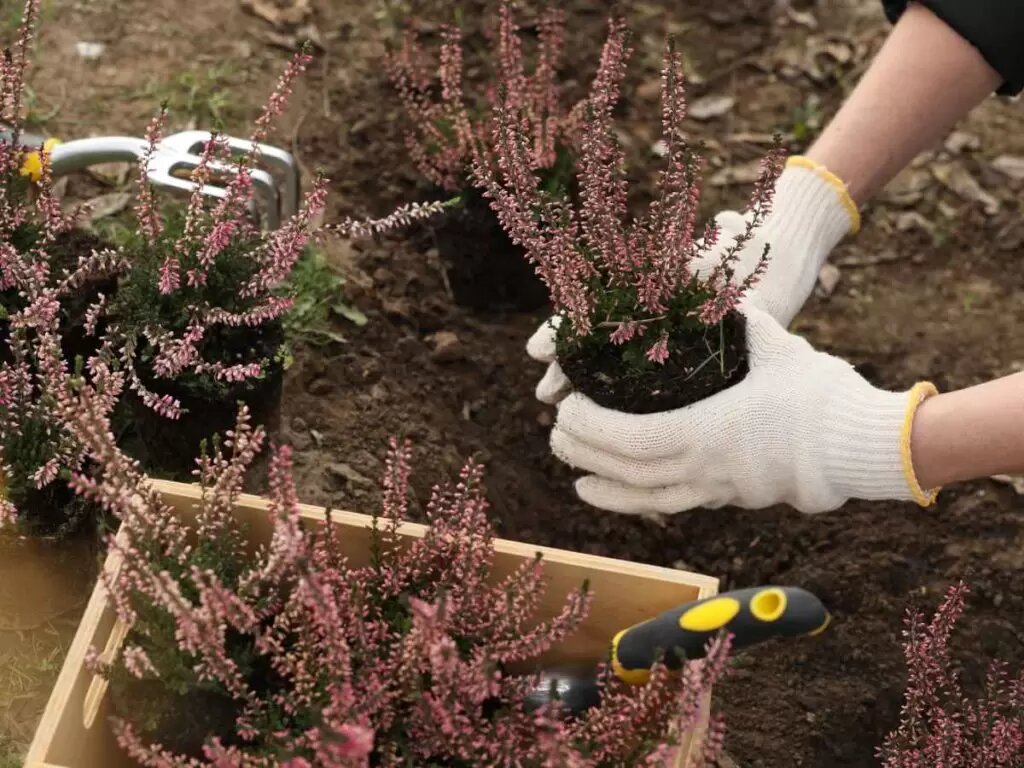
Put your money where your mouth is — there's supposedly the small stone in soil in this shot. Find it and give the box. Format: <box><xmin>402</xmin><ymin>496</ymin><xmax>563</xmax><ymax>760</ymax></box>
<box><xmin>816</xmin><ymin>264</ymin><xmax>841</xmax><ymax>297</ymax></box>
<box><xmin>328</xmin><ymin>462</ymin><xmax>373</xmax><ymax>488</ymax></box>
<box><xmin>536</xmin><ymin>410</ymin><xmax>553</xmax><ymax>428</ymax></box>
<box><xmin>308</xmin><ymin>377</ymin><xmax>333</xmax><ymax>396</ymax></box>
<box><xmin>428</xmin><ymin>331</ymin><xmax>464</xmax><ymax>363</ymax></box>
<box><xmin>289</xmin><ymin>431</ymin><xmax>312</xmax><ymax>451</ymax></box>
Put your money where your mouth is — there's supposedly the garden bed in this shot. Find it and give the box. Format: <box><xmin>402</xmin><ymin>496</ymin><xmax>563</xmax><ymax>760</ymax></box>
<box><xmin>25</xmin><ymin>479</ymin><xmax>718</xmax><ymax>768</ymax></box>
<box><xmin>13</xmin><ymin>0</ymin><xmax>1024</xmax><ymax>765</ymax></box>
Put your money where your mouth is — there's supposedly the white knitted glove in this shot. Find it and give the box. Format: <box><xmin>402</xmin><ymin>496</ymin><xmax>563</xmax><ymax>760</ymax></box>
<box><xmin>546</xmin><ymin>302</ymin><xmax>940</xmax><ymax>516</ymax></box>
<box><xmin>525</xmin><ymin>156</ymin><xmax>860</xmax><ymax>405</ymax></box>
<box><xmin>690</xmin><ymin>156</ymin><xmax>859</xmax><ymax>328</ymax></box>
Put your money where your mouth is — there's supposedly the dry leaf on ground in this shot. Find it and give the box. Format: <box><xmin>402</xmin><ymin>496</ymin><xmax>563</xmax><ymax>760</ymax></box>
<box><xmin>240</xmin><ymin>0</ymin><xmax>312</xmax><ymax>27</ymax></box>
<box><xmin>689</xmin><ymin>95</ymin><xmax>735</xmax><ymax>121</ymax></box>
<box><xmin>992</xmin><ymin>155</ymin><xmax>1024</xmax><ymax>181</ymax></box>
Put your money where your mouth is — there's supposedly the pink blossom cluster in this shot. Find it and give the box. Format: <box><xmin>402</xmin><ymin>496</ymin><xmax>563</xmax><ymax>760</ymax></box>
<box><xmin>387</xmin><ymin>0</ymin><xmax>582</xmax><ymax>192</ymax></box>
<box><xmin>877</xmin><ymin>582</ymin><xmax>1024</xmax><ymax>767</ymax></box>
<box><xmin>61</xmin><ymin>385</ymin><xmax>730</xmax><ymax>767</ymax></box>
<box><xmin>0</xmin><ymin>0</ymin><xmax>127</xmax><ymax>521</ymax></box>
<box><xmin>474</xmin><ymin>19</ymin><xmax>785</xmax><ymax>364</ymax></box>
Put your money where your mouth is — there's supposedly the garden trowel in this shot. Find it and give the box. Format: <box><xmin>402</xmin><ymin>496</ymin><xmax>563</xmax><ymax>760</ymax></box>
<box><xmin>1</xmin><ymin>126</ymin><xmax>298</xmax><ymax>230</ymax></box>
<box><xmin>524</xmin><ymin>585</ymin><xmax>830</xmax><ymax>717</ymax></box>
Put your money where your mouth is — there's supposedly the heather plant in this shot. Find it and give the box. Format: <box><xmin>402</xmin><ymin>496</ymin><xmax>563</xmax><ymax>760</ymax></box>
<box><xmin>387</xmin><ymin>0</ymin><xmax>580</xmax><ymax>193</ymax></box>
<box><xmin>386</xmin><ymin>0</ymin><xmax>586</xmax><ymax>311</ymax></box>
<box><xmin>877</xmin><ymin>582</ymin><xmax>1024</xmax><ymax>767</ymax></box>
<box><xmin>90</xmin><ymin>47</ymin><xmax>449</xmax><ymax>423</ymax></box>
<box><xmin>59</xmin><ymin>384</ymin><xmax>731</xmax><ymax>766</ymax></box>
<box><xmin>0</xmin><ymin>0</ymin><xmax>124</xmax><ymax>530</ymax></box>
<box><xmin>475</xmin><ymin>18</ymin><xmax>785</xmax><ymax>412</ymax></box>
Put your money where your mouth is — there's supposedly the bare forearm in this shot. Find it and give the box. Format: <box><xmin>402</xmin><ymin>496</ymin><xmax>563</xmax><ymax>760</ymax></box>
<box><xmin>806</xmin><ymin>3</ymin><xmax>1001</xmax><ymax>205</ymax></box>
<box><xmin>911</xmin><ymin>373</ymin><xmax>1024</xmax><ymax>490</ymax></box>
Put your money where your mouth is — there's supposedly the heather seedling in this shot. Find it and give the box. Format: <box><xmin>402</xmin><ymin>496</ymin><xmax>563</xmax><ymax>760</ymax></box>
<box><xmin>387</xmin><ymin>0</ymin><xmax>583</xmax><ymax>310</ymax></box>
<box><xmin>387</xmin><ymin>0</ymin><xmax>579</xmax><ymax>193</ymax></box>
<box><xmin>877</xmin><ymin>582</ymin><xmax>1024</xmax><ymax>766</ymax></box>
<box><xmin>59</xmin><ymin>387</ymin><xmax>730</xmax><ymax>766</ymax></box>
<box><xmin>475</xmin><ymin>19</ymin><xmax>785</xmax><ymax>413</ymax></box>
<box><xmin>0</xmin><ymin>0</ymin><xmax>124</xmax><ymax>529</ymax></box>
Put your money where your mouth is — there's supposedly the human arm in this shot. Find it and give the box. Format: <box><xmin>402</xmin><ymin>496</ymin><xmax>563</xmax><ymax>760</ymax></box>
<box><xmin>911</xmin><ymin>372</ymin><xmax>1024</xmax><ymax>490</ymax></box>
<box><xmin>808</xmin><ymin>2</ymin><xmax>1002</xmax><ymax>206</ymax></box>
<box><xmin>693</xmin><ymin>2</ymin><xmax>1003</xmax><ymax>325</ymax></box>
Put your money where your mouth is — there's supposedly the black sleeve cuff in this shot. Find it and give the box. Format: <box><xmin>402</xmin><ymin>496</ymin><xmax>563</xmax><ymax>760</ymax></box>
<box><xmin>882</xmin><ymin>0</ymin><xmax>1024</xmax><ymax>96</ymax></box>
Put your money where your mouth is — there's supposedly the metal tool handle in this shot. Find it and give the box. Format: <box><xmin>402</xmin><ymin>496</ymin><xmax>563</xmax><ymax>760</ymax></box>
<box><xmin>611</xmin><ymin>586</ymin><xmax>830</xmax><ymax>684</ymax></box>
<box><xmin>48</xmin><ymin>137</ymin><xmax>148</xmax><ymax>174</ymax></box>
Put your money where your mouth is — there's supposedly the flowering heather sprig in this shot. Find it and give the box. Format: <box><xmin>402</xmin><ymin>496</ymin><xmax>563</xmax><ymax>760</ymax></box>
<box><xmin>62</xmin><ymin>388</ymin><xmax>728</xmax><ymax>766</ymax></box>
<box><xmin>474</xmin><ymin>21</ymin><xmax>785</xmax><ymax>363</ymax></box>
<box><xmin>877</xmin><ymin>582</ymin><xmax>1024</xmax><ymax>767</ymax></box>
<box><xmin>324</xmin><ymin>198</ymin><xmax>453</xmax><ymax>241</ymax></box>
<box><xmin>387</xmin><ymin>0</ymin><xmax>580</xmax><ymax>192</ymax></box>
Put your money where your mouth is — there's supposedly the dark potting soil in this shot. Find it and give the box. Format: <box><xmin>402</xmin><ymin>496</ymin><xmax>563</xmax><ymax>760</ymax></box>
<box><xmin>123</xmin><ymin>321</ymin><xmax>285</xmax><ymax>479</ymax></box>
<box><xmin>558</xmin><ymin>311</ymin><xmax>749</xmax><ymax>414</ymax></box>
<box><xmin>429</xmin><ymin>184</ymin><xmax>550</xmax><ymax>313</ymax></box>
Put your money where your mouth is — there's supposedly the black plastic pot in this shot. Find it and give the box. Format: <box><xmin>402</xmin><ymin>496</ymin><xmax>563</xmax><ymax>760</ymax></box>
<box><xmin>431</xmin><ymin>185</ymin><xmax>550</xmax><ymax>313</ymax></box>
<box><xmin>126</xmin><ymin>323</ymin><xmax>285</xmax><ymax>479</ymax></box>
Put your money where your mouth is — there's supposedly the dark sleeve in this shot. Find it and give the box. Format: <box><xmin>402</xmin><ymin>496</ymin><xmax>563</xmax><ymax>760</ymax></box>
<box><xmin>882</xmin><ymin>0</ymin><xmax>1024</xmax><ymax>96</ymax></box>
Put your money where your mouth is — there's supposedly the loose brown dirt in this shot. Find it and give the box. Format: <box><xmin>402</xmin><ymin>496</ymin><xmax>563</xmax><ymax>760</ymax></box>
<box><xmin>13</xmin><ymin>0</ymin><xmax>1024</xmax><ymax>765</ymax></box>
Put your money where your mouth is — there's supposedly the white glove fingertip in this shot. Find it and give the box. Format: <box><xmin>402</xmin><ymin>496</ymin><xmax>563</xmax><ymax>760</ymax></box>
<box><xmin>575</xmin><ymin>476</ymin><xmax>710</xmax><ymax>516</ymax></box>
<box><xmin>526</xmin><ymin>316</ymin><xmax>562</xmax><ymax>363</ymax></box>
<box><xmin>711</xmin><ymin>209</ymin><xmax>750</xmax><ymax>234</ymax></box>
<box><xmin>535</xmin><ymin>362</ymin><xmax>571</xmax><ymax>405</ymax></box>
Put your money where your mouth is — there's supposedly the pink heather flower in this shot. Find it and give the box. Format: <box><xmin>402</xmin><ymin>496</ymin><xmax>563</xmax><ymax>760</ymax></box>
<box><xmin>122</xmin><ymin>646</ymin><xmax>158</xmax><ymax>680</ymax></box>
<box><xmin>645</xmin><ymin>332</ymin><xmax>670</xmax><ymax>365</ymax></box>
<box><xmin>878</xmin><ymin>581</ymin><xmax>1024</xmax><ymax>767</ymax></box>
<box><xmin>157</xmin><ymin>257</ymin><xmax>180</xmax><ymax>294</ymax></box>
<box><xmin>609</xmin><ymin>320</ymin><xmax>645</xmax><ymax>345</ymax></box>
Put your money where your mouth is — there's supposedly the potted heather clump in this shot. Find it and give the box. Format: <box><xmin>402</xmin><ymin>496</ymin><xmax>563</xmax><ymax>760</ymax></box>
<box><xmin>0</xmin><ymin>0</ymin><xmax>123</xmax><ymax>535</ymax></box>
<box><xmin>100</xmin><ymin>49</ymin><xmax>445</xmax><ymax>475</ymax></box>
<box><xmin>387</xmin><ymin>0</ymin><xmax>583</xmax><ymax>310</ymax></box>
<box><xmin>0</xmin><ymin>0</ymin><xmax>119</xmax><ymax>364</ymax></box>
<box><xmin>475</xmin><ymin>20</ymin><xmax>785</xmax><ymax>413</ymax></box>
<box><xmin>55</xmin><ymin>391</ymin><xmax>730</xmax><ymax>767</ymax></box>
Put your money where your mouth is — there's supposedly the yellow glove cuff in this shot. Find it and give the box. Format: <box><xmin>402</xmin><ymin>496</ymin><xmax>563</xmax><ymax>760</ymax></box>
<box><xmin>901</xmin><ymin>381</ymin><xmax>941</xmax><ymax>507</ymax></box>
<box><xmin>786</xmin><ymin>155</ymin><xmax>860</xmax><ymax>235</ymax></box>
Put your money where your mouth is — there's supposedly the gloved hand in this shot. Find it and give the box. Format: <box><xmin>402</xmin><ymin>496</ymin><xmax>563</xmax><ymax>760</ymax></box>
<box><xmin>525</xmin><ymin>156</ymin><xmax>860</xmax><ymax>406</ymax></box>
<box><xmin>688</xmin><ymin>156</ymin><xmax>859</xmax><ymax>328</ymax></box>
<box><xmin>545</xmin><ymin>302</ymin><xmax>940</xmax><ymax>516</ymax></box>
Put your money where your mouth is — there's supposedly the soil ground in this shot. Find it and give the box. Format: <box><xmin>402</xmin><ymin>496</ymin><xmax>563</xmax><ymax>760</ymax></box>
<box><xmin>5</xmin><ymin>0</ymin><xmax>1024</xmax><ymax>765</ymax></box>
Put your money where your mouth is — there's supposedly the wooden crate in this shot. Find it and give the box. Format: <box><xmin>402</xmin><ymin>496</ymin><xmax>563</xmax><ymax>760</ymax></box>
<box><xmin>25</xmin><ymin>479</ymin><xmax>718</xmax><ymax>768</ymax></box>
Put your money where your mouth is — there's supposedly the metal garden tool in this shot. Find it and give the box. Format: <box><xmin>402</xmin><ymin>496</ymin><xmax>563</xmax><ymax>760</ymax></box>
<box><xmin>4</xmin><ymin>127</ymin><xmax>299</xmax><ymax>230</ymax></box>
<box><xmin>524</xmin><ymin>585</ymin><xmax>830</xmax><ymax>716</ymax></box>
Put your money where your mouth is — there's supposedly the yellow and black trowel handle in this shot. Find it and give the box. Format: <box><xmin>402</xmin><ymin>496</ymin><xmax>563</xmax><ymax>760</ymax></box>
<box><xmin>610</xmin><ymin>586</ymin><xmax>829</xmax><ymax>685</ymax></box>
